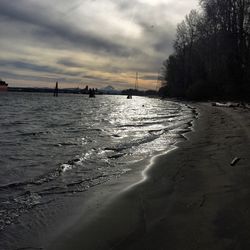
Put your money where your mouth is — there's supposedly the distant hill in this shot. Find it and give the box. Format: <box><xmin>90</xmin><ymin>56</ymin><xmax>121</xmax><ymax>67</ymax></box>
<box><xmin>99</xmin><ymin>85</ymin><xmax>121</xmax><ymax>94</ymax></box>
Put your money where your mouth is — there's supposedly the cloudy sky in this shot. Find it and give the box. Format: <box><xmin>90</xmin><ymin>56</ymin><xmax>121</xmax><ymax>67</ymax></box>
<box><xmin>0</xmin><ymin>0</ymin><xmax>198</xmax><ymax>89</ymax></box>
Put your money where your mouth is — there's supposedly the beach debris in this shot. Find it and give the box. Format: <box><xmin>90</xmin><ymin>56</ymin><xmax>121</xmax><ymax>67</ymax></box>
<box><xmin>211</xmin><ymin>102</ymin><xmax>249</xmax><ymax>109</ymax></box>
<box><xmin>230</xmin><ymin>157</ymin><xmax>240</xmax><ymax>166</ymax></box>
<box><xmin>199</xmin><ymin>194</ymin><xmax>206</xmax><ymax>207</ymax></box>
<box><xmin>212</xmin><ymin>102</ymin><xmax>238</xmax><ymax>108</ymax></box>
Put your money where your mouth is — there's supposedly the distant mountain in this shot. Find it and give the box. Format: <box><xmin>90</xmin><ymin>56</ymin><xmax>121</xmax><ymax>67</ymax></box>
<box><xmin>99</xmin><ymin>85</ymin><xmax>121</xmax><ymax>94</ymax></box>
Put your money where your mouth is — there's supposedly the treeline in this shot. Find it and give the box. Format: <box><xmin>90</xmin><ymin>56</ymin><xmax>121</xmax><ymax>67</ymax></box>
<box><xmin>160</xmin><ymin>0</ymin><xmax>250</xmax><ymax>100</ymax></box>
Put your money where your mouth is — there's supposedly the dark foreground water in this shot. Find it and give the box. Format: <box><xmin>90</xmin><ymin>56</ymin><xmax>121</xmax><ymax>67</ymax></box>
<box><xmin>0</xmin><ymin>92</ymin><xmax>195</xmax><ymax>247</ymax></box>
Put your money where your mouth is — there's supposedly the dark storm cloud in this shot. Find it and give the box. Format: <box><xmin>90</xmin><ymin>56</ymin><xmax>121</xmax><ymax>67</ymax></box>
<box><xmin>57</xmin><ymin>58</ymin><xmax>84</xmax><ymax>68</ymax></box>
<box><xmin>111</xmin><ymin>0</ymin><xmax>177</xmax><ymax>57</ymax></box>
<box><xmin>0</xmin><ymin>0</ymin><xmax>137</xmax><ymax>57</ymax></box>
<box><xmin>0</xmin><ymin>58</ymin><xmax>116</xmax><ymax>86</ymax></box>
<box><xmin>57</xmin><ymin>57</ymin><xmax>124</xmax><ymax>74</ymax></box>
<box><xmin>0</xmin><ymin>59</ymin><xmax>58</xmax><ymax>74</ymax></box>
<box><xmin>151</xmin><ymin>29</ymin><xmax>175</xmax><ymax>53</ymax></box>
<box><xmin>0</xmin><ymin>59</ymin><xmax>84</xmax><ymax>77</ymax></box>
<box><xmin>141</xmin><ymin>74</ymin><xmax>158</xmax><ymax>81</ymax></box>
<box><xmin>0</xmin><ymin>69</ymin><xmax>107</xmax><ymax>85</ymax></box>
<box><xmin>0</xmin><ymin>0</ymin><xmax>198</xmax><ymax>88</ymax></box>
<box><xmin>32</xmin><ymin>26</ymin><xmax>134</xmax><ymax>57</ymax></box>
<box><xmin>0</xmin><ymin>70</ymin><xmax>60</xmax><ymax>83</ymax></box>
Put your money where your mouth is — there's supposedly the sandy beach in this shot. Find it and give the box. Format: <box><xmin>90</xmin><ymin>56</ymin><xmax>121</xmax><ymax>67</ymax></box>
<box><xmin>47</xmin><ymin>103</ymin><xmax>250</xmax><ymax>250</ymax></box>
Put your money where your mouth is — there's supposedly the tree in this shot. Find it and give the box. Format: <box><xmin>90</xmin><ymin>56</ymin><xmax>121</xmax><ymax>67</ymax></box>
<box><xmin>161</xmin><ymin>0</ymin><xmax>250</xmax><ymax>100</ymax></box>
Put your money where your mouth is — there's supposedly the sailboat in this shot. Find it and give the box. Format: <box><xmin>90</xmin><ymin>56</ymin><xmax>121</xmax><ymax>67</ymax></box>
<box><xmin>127</xmin><ymin>72</ymin><xmax>138</xmax><ymax>99</ymax></box>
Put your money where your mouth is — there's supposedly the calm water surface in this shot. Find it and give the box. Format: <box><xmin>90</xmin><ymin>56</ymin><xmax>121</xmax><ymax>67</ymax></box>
<box><xmin>0</xmin><ymin>92</ymin><xmax>194</xmax><ymax>234</ymax></box>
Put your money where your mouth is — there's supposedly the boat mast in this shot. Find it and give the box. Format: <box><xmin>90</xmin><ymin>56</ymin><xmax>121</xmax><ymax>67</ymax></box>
<box><xmin>156</xmin><ymin>71</ymin><xmax>160</xmax><ymax>91</ymax></box>
<box><xmin>134</xmin><ymin>72</ymin><xmax>138</xmax><ymax>90</ymax></box>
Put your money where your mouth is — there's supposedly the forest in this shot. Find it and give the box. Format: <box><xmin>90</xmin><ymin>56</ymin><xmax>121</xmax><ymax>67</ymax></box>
<box><xmin>160</xmin><ymin>0</ymin><xmax>250</xmax><ymax>100</ymax></box>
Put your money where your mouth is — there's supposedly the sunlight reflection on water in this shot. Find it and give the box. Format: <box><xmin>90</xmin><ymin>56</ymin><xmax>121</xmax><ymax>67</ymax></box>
<box><xmin>0</xmin><ymin>92</ymin><xmax>194</xmax><ymax>231</ymax></box>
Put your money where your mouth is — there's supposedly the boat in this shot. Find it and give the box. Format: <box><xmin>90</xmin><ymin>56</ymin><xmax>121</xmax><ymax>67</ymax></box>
<box><xmin>89</xmin><ymin>88</ymin><xmax>96</xmax><ymax>98</ymax></box>
<box><xmin>0</xmin><ymin>79</ymin><xmax>8</xmax><ymax>92</ymax></box>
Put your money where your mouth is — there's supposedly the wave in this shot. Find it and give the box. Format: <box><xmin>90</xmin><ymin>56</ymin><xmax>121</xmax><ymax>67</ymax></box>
<box><xmin>0</xmin><ymin>95</ymin><xmax>196</xmax><ymax>232</ymax></box>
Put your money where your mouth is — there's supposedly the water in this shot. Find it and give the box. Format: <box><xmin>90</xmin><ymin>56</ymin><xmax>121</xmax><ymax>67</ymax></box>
<box><xmin>0</xmin><ymin>92</ymin><xmax>195</xmax><ymax>237</ymax></box>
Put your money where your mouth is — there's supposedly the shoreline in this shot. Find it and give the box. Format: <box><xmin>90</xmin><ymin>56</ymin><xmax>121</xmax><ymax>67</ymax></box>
<box><xmin>47</xmin><ymin>103</ymin><xmax>250</xmax><ymax>250</ymax></box>
<box><xmin>0</xmin><ymin>98</ymin><xmax>195</xmax><ymax>250</ymax></box>
<box><xmin>45</xmin><ymin>103</ymin><xmax>199</xmax><ymax>250</ymax></box>
<box><xmin>43</xmin><ymin>103</ymin><xmax>197</xmax><ymax>249</ymax></box>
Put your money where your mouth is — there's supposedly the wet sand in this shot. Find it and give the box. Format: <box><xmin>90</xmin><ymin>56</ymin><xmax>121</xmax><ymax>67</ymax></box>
<box><xmin>48</xmin><ymin>103</ymin><xmax>250</xmax><ymax>250</ymax></box>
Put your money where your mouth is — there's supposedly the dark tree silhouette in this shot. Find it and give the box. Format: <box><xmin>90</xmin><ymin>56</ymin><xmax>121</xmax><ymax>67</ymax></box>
<box><xmin>161</xmin><ymin>0</ymin><xmax>250</xmax><ymax>100</ymax></box>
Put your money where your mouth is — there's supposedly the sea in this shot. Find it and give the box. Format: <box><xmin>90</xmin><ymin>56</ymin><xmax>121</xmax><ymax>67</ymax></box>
<box><xmin>0</xmin><ymin>92</ymin><xmax>196</xmax><ymax>249</ymax></box>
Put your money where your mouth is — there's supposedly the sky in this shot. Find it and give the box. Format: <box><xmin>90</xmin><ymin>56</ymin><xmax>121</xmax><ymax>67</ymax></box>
<box><xmin>0</xmin><ymin>0</ymin><xmax>198</xmax><ymax>90</ymax></box>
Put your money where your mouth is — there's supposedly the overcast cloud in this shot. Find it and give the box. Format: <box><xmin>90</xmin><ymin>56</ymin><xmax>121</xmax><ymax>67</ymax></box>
<box><xmin>0</xmin><ymin>0</ymin><xmax>198</xmax><ymax>89</ymax></box>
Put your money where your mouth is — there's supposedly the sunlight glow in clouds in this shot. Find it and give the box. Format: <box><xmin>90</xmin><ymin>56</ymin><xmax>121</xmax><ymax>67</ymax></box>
<box><xmin>0</xmin><ymin>0</ymin><xmax>198</xmax><ymax>89</ymax></box>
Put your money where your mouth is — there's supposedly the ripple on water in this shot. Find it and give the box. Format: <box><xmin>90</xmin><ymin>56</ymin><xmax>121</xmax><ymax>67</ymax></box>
<box><xmin>0</xmin><ymin>93</ymin><xmax>195</xmax><ymax>231</ymax></box>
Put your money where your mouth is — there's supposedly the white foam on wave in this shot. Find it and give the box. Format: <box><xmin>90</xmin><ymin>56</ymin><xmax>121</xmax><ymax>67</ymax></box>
<box><xmin>61</xmin><ymin>164</ymin><xmax>73</xmax><ymax>172</ymax></box>
<box><xmin>124</xmin><ymin>146</ymin><xmax>178</xmax><ymax>191</ymax></box>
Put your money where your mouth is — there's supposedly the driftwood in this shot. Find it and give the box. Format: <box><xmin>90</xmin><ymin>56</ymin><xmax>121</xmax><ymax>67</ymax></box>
<box><xmin>230</xmin><ymin>157</ymin><xmax>240</xmax><ymax>166</ymax></box>
<box><xmin>212</xmin><ymin>102</ymin><xmax>239</xmax><ymax>107</ymax></box>
<box><xmin>212</xmin><ymin>102</ymin><xmax>249</xmax><ymax>109</ymax></box>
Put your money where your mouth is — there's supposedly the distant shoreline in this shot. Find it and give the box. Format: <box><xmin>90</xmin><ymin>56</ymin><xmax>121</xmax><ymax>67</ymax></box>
<box><xmin>6</xmin><ymin>87</ymin><xmax>159</xmax><ymax>96</ymax></box>
<box><xmin>7</xmin><ymin>87</ymin><xmax>96</xmax><ymax>94</ymax></box>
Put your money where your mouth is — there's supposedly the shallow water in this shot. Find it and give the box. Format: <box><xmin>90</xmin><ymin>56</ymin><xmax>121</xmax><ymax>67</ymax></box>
<box><xmin>0</xmin><ymin>92</ymin><xmax>194</xmax><ymax>235</ymax></box>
